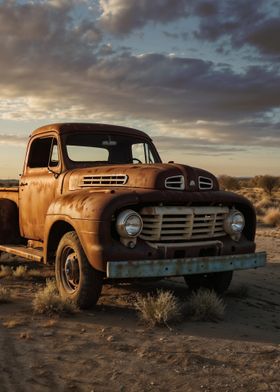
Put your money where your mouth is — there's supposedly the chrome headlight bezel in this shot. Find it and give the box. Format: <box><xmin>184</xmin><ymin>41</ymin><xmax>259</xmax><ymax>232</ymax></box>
<box><xmin>116</xmin><ymin>209</ymin><xmax>143</xmax><ymax>238</ymax></box>
<box><xmin>224</xmin><ymin>210</ymin><xmax>245</xmax><ymax>237</ymax></box>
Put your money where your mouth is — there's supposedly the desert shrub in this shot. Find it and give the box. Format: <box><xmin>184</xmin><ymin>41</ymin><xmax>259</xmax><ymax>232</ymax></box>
<box><xmin>258</xmin><ymin>176</ymin><xmax>279</xmax><ymax>195</ymax></box>
<box><xmin>27</xmin><ymin>269</ymin><xmax>43</xmax><ymax>278</ymax></box>
<box><xmin>262</xmin><ymin>208</ymin><xmax>280</xmax><ymax>227</ymax></box>
<box><xmin>32</xmin><ymin>279</ymin><xmax>77</xmax><ymax>316</ymax></box>
<box><xmin>218</xmin><ymin>175</ymin><xmax>240</xmax><ymax>191</ymax></box>
<box><xmin>13</xmin><ymin>266</ymin><xmax>28</xmax><ymax>278</ymax></box>
<box><xmin>0</xmin><ymin>286</ymin><xmax>12</xmax><ymax>303</ymax></box>
<box><xmin>0</xmin><ymin>265</ymin><xmax>13</xmax><ymax>278</ymax></box>
<box><xmin>255</xmin><ymin>196</ymin><xmax>276</xmax><ymax>210</ymax></box>
<box><xmin>188</xmin><ymin>289</ymin><xmax>225</xmax><ymax>321</ymax></box>
<box><xmin>135</xmin><ymin>290</ymin><xmax>180</xmax><ymax>327</ymax></box>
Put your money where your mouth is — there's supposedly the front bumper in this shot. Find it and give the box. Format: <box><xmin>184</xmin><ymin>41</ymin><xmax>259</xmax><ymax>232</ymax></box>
<box><xmin>106</xmin><ymin>251</ymin><xmax>266</xmax><ymax>279</ymax></box>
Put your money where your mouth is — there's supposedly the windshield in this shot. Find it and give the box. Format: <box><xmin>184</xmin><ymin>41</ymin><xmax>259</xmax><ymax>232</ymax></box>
<box><xmin>65</xmin><ymin>133</ymin><xmax>160</xmax><ymax>166</ymax></box>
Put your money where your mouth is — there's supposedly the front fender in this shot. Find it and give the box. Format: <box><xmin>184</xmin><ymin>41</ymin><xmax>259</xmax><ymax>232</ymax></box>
<box><xmin>44</xmin><ymin>189</ymin><xmax>141</xmax><ymax>270</ymax></box>
<box><xmin>47</xmin><ymin>189</ymin><xmax>140</xmax><ymax>220</ymax></box>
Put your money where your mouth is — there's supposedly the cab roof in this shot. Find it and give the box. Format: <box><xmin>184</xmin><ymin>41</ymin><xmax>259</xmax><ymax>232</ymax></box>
<box><xmin>30</xmin><ymin>123</ymin><xmax>151</xmax><ymax>140</ymax></box>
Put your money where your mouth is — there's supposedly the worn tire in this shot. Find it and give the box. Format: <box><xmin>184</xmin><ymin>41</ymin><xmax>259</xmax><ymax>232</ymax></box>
<box><xmin>184</xmin><ymin>271</ymin><xmax>233</xmax><ymax>295</ymax></box>
<box><xmin>55</xmin><ymin>231</ymin><xmax>103</xmax><ymax>309</ymax></box>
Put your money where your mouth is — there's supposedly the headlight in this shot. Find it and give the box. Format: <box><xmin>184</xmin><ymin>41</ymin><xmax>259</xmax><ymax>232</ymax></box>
<box><xmin>116</xmin><ymin>209</ymin><xmax>143</xmax><ymax>238</ymax></box>
<box><xmin>224</xmin><ymin>210</ymin><xmax>245</xmax><ymax>236</ymax></box>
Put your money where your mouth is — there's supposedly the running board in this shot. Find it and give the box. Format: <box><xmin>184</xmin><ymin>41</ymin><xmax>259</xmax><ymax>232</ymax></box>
<box><xmin>0</xmin><ymin>244</ymin><xmax>43</xmax><ymax>262</ymax></box>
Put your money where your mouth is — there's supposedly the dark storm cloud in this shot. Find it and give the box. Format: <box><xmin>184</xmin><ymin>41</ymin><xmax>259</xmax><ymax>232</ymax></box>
<box><xmin>194</xmin><ymin>0</ymin><xmax>280</xmax><ymax>56</ymax></box>
<box><xmin>98</xmin><ymin>0</ymin><xmax>280</xmax><ymax>57</ymax></box>
<box><xmin>0</xmin><ymin>0</ymin><xmax>102</xmax><ymax>72</ymax></box>
<box><xmin>99</xmin><ymin>0</ymin><xmax>190</xmax><ymax>35</ymax></box>
<box><xmin>0</xmin><ymin>1</ymin><xmax>279</xmax><ymax>152</ymax></box>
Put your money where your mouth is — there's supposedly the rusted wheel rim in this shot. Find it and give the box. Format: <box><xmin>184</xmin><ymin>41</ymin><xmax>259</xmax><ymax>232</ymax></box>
<box><xmin>61</xmin><ymin>246</ymin><xmax>80</xmax><ymax>293</ymax></box>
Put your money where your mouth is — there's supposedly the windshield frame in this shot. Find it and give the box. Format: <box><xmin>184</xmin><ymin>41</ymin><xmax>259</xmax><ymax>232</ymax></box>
<box><xmin>61</xmin><ymin>131</ymin><xmax>162</xmax><ymax>169</ymax></box>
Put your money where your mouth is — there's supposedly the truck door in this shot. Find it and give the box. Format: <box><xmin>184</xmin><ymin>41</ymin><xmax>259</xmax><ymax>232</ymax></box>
<box><xmin>19</xmin><ymin>136</ymin><xmax>61</xmax><ymax>241</ymax></box>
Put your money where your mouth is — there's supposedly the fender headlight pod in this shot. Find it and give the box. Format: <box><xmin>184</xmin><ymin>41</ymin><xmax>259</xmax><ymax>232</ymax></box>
<box><xmin>116</xmin><ymin>209</ymin><xmax>143</xmax><ymax>238</ymax></box>
<box><xmin>224</xmin><ymin>210</ymin><xmax>245</xmax><ymax>238</ymax></box>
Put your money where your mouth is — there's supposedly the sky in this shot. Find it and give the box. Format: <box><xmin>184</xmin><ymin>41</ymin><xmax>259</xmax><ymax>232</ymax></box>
<box><xmin>0</xmin><ymin>0</ymin><xmax>279</xmax><ymax>178</ymax></box>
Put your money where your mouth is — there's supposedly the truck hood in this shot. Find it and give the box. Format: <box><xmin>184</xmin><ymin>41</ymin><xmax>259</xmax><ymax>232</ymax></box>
<box><xmin>67</xmin><ymin>163</ymin><xmax>219</xmax><ymax>192</ymax></box>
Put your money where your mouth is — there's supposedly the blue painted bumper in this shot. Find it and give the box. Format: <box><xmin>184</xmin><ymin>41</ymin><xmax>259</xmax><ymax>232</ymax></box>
<box><xmin>106</xmin><ymin>252</ymin><xmax>266</xmax><ymax>279</ymax></box>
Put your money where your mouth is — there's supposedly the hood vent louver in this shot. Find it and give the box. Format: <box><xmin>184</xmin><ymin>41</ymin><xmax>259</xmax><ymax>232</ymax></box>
<box><xmin>199</xmin><ymin>176</ymin><xmax>213</xmax><ymax>190</ymax></box>
<box><xmin>165</xmin><ymin>175</ymin><xmax>185</xmax><ymax>190</ymax></box>
<box><xmin>80</xmin><ymin>174</ymin><xmax>128</xmax><ymax>187</ymax></box>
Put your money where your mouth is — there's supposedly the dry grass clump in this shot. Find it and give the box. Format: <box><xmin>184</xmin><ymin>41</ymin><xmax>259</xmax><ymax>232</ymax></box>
<box><xmin>255</xmin><ymin>196</ymin><xmax>278</xmax><ymax>211</ymax></box>
<box><xmin>0</xmin><ymin>265</ymin><xmax>13</xmax><ymax>278</ymax></box>
<box><xmin>3</xmin><ymin>319</ymin><xmax>25</xmax><ymax>329</ymax></box>
<box><xmin>32</xmin><ymin>279</ymin><xmax>77</xmax><ymax>316</ymax></box>
<box><xmin>27</xmin><ymin>268</ymin><xmax>43</xmax><ymax>278</ymax></box>
<box><xmin>13</xmin><ymin>265</ymin><xmax>28</xmax><ymax>278</ymax></box>
<box><xmin>188</xmin><ymin>289</ymin><xmax>225</xmax><ymax>322</ymax></box>
<box><xmin>262</xmin><ymin>208</ymin><xmax>280</xmax><ymax>227</ymax></box>
<box><xmin>0</xmin><ymin>285</ymin><xmax>12</xmax><ymax>303</ymax></box>
<box><xmin>135</xmin><ymin>290</ymin><xmax>181</xmax><ymax>327</ymax></box>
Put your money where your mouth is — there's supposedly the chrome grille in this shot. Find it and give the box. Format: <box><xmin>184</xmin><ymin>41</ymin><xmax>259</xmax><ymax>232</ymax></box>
<box><xmin>165</xmin><ymin>175</ymin><xmax>185</xmax><ymax>190</ymax></box>
<box><xmin>140</xmin><ymin>206</ymin><xmax>229</xmax><ymax>243</ymax></box>
<box><xmin>199</xmin><ymin>176</ymin><xmax>213</xmax><ymax>190</ymax></box>
<box><xmin>81</xmin><ymin>174</ymin><xmax>128</xmax><ymax>187</ymax></box>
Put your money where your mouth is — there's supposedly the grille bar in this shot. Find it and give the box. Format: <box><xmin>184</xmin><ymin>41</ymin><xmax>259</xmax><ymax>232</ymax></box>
<box><xmin>140</xmin><ymin>206</ymin><xmax>229</xmax><ymax>243</ymax></box>
<box><xmin>80</xmin><ymin>174</ymin><xmax>128</xmax><ymax>187</ymax></box>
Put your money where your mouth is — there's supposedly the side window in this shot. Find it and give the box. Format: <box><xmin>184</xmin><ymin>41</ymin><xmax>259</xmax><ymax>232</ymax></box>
<box><xmin>132</xmin><ymin>143</ymin><xmax>156</xmax><ymax>164</ymax></box>
<box><xmin>49</xmin><ymin>141</ymin><xmax>59</xmax><ymax>167</ymax></box>
<box><xmin>28</xmin><ymin>137</ymin><xmax>59</xmax><ymax>168</ymax></box>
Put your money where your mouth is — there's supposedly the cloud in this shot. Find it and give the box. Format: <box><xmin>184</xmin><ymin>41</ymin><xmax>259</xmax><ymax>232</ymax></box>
<box><xmin>0</xmin><ymin>1</ymin><xmax>279</xmax><ymax>157</ymax></box>
<box><xmin>99</xmin><ymin>0</ymin><xmax>189</xmax><ymax>34</ymax></box>
<box><xmin>0</xmin><ymin>0</ymin><xmax>102</xmax><ymax>73</ymax></box>
<box><xmin>194</xmin><ymin>0</ymin><xmax>280</xmax><ymax>56</ymax></box>
<box><xmin>0</xmin><ymin>134</ymin><xmax>27</xmax><ymax>145</ymax></box>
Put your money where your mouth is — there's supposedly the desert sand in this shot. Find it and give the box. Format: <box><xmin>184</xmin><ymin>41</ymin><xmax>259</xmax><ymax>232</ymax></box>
<box><xmin>0</xmin><ymin>230</ymin><xmax>279</xmax><ymax>392</ymax></box>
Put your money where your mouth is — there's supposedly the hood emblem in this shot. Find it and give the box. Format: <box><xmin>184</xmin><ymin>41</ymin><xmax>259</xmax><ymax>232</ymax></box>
<box><xmin>189</xmin><ymin>180</ymin><xmax>196</xmax><ymax>187</ymax></box>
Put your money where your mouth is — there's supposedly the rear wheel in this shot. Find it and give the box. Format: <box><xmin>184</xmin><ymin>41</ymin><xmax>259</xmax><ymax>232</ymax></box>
<box><xmin>55</xmin><ymin>231</ymin><xmax>103</xmax><ymax>309</ymax></box>
<box><xmin>184</xmin><ymin>271</ymin><xmax>233</xmax><ymax>294</ymax></box>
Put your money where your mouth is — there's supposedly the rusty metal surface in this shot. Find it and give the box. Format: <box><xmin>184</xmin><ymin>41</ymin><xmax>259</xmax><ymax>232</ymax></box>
<box><xmin>0</xmin><ymin>189</ymin><xmax>19</xmax><ymax>205</ymax></box>
<box><xmin>106</xmin><ymin>251</ymin><xmax>267</xmax><ymax>279</ymax></box>
<box><xmin>30</xmin><ymin>123</ymin><xmax>153</xmax><ymax>140</ymax></box>
<box><xmin>0</xmin><ymin>244</ymin><xmax>43</xmax><ymax>262</ymax></box>
<box><xmin>0</xmin><ymin>123</ymin><xmax>258</xmax><ymax>275</ymax></box>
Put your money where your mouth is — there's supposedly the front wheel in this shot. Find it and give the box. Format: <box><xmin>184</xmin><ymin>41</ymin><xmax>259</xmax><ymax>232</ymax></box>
<box><xmin>184</xmin><ymin>271</ymin><xmax>233</xmax><ymax>294</ymax></box>
<box><xmin>55</xmin><ymin>231</ymin><xmax>103</xmax><ymax>309</ymax></box>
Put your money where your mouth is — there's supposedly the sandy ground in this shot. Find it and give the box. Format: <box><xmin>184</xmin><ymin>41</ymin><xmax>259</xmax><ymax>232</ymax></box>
<box><xmin>0</xmin><ymin>232</ymin><xmax>279</xmax><ymax>392</ymax></box>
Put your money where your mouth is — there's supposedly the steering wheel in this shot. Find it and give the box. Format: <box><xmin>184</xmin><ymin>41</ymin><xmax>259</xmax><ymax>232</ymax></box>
<box><xmin>133</xmin><ymin>158</ymin><xmax>142</xmax><ymax>164</ymax></box>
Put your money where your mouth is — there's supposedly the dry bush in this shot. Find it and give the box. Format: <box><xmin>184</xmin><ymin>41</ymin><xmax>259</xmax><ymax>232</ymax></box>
<box><xmin>258</xmin><ymin>175</ymin><xmax>279</xmax><ymax>195</ymax></box>
<box><xmin>27</xmin><ymin>269</ymin><xmax>43</xmax><ymax>278</ymax></box>
<box><xmin>32</xmin><ymin>279</ymin><xmax>77</xmax><ymax>316</ymax></box>
<box><xmin>135</xmin><ymin>290</ymin><xmax>181</xmax><ymax>327</ymax></box>
<box><xmin>255</xmin><ymin>196</ymin><xmax>277</xmax><ymax>210</ymax></box>
<box><xmin>262</xmin><ymin>208</ymin><xmax>280</xmax><ymax>227</ymax></box>
<box><xmin>13</xmin><ymin>266</ymin><xmax>28</xmax><ymax>278</ymax></box>
<box><xmin>0</xmin><ymin>265</ymin><xmax>13</xmax><ymax>278</ymax></box>
<box><xmin>188</xmin><ymin>289</ymin><xmax>225</xmax><ymax>321</ymax></box>
<box><xmin>0</xmin><ymin>286</ymin><xmax>12</xmax><ymax>303</ymax></box>
<box><xmin>218</xmin><ymin>175</ymin><xmax>240</xmax><ymax>191</ymax></box>
<box><xmin>3</xmin><ymin>319</ymin><xmax>25</xmax><ymax>328</ymax></box>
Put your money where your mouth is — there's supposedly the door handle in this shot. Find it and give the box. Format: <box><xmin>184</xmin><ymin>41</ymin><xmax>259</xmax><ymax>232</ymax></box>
<box><xmin>20</xmin><ymin>182</ymin><xmax>28</xmax><ymax>186</ymax></box>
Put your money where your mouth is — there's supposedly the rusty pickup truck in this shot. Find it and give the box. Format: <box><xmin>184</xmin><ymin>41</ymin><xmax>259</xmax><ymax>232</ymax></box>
<box><xmin>0</xmin><ymin>123</ymin><xmax>266</xmax><ymax>308</ymax></box>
